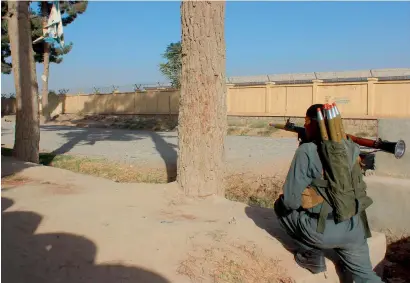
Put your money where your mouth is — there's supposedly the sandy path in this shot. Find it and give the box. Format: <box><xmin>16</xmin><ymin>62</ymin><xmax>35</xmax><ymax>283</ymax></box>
<box><xmin>1</xmin><ymin>119</ymin><xmax>298</xmax><ymax>173</ymax></box>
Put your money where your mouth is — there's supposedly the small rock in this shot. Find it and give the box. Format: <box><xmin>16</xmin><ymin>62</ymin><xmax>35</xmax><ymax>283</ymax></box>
<box><xmin>228</xmin><ymin>217</ymin><xmax>236</xmax><ymax>224</ymax></box>
<box><xmin>45</xmin><ymin>245</ymin><xmax>52</xmax><ymax>251</ymax></box>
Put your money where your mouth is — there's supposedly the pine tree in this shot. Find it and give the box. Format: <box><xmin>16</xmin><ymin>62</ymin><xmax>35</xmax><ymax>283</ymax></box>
<box><xmin>1</xmin><ymin>2</ymin><xmax>12</xmax><ymax>74</ymax></box>
<box><xmin>159</xmin><ymin>41</ymin><xmax>182</xmax><ymax>88</ymax></box>
<box><xmin>1</xmin><ymin>1</ymin><xmax>88</xmax><ymax>120</ymax></box>
<box><xmin>33</xmin><ymin>1</ymin><xmax>88</xmax><ymax>121</ymax></box>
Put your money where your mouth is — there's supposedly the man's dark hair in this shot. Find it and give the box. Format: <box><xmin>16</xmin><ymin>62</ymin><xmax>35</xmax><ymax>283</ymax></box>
<box><xmin>306</xmin><ymin>104</ymin><xmax>325</xmax><ymax>119</ymax></box>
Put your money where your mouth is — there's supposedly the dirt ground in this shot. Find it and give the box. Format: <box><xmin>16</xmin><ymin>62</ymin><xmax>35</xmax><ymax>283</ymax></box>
<box><xmin>2</xmin><ymin>158</ymin><xmax>399</xmax><ymax>283</ymax></box>
<box><xmin>1</xmin><ymin>165</ymin><xmax>305</xmax><ymax>283</ymax></box>
<box><xmin>2</xmin><ymin>115</ymin><xmax>405</xmax><ymax>282</ymax></box>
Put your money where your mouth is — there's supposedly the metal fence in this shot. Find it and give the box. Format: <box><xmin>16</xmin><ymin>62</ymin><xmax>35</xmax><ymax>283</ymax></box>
<box><xmin>1</xmin><ymin>93</ymin><xmax>15</xmax><ymax>98</ymax></box>
<box><xmin>227</xmin><ymin>68</ymin><xmax>410</xmax><ymax>85</ymax></box>
<box><xmin>2</xmin><ymin>68</ymin><xmax>410</xmax><ymax>97</ymax></box>
<box><xmin>65</xmin><ymin>68</ymin><xmax>410</xmax><ymax>94</ymax></box>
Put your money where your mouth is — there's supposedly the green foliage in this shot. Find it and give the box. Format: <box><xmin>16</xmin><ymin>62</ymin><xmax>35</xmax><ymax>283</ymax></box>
<box><xmin>1</xmin><ymin>1</ymin><xmax>88</xmax><ymax>74</ymax></box>
<box><xmin>1</xmin><ymin>2</ymin><xmax>11</xmax><ymax>74</ymax></box>
<box><xmin>31</xmin><ymin>1</ymin><xmax>88</xmax><ymax>64</ymax></box>
<box><xmin>159</xmin><ymin>41</ymin><xmax>182</xmax><ymax>88</ymax></box>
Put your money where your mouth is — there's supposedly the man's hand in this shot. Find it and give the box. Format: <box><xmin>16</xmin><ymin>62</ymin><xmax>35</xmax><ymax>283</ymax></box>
<box><xmin>357</xmin><ymin>156</ymin><xmax>366</xmax><ymax>169</ymax></box>
<box><xmin>374</xmin><ymin>138</ymin><xmax>382</xmax><ymax>148</ymax></box>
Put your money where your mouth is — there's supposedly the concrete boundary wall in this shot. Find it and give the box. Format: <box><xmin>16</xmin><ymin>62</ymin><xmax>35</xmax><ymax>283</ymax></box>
<box><xmin>2</xmin><ymin>79</ymin><xmax>410</xmax><ymax>119</ymax></box>
<box><xmin>375</xmin><ymin>118</ymin><xmax>410</xmax><ymax>179</ymax></box>
<box><xmin>365</xmin><ymin>175</ymin><xmax>410</xmax><ymax>236</ymax></box>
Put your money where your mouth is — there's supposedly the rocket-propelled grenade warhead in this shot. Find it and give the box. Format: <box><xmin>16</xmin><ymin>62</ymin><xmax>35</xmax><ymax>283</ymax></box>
<box><xmin>330</xmin><ymin>104</ymin><xmax>342</xmax><ymax>142</ymax></box>
<box><xmin>317</xmin><ymin>107</ymin><xmax>329</xmax><ymax>141</ymax></box>
<box><xmin>332</xmin><ymin>102</ymin><xmax>346</xmax><ymax>139</ymax></box>
<box><xmin>325</xmin><ymin>104</ymin><xmax>338</xmax><ymax>141</ymax></box>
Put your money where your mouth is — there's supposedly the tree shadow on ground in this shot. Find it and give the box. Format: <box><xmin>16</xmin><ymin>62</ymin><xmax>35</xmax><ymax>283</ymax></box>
<box><xmin>39</xmin><ymin>125</ymin><xmax>178</xmax><ymax>182</ymax></box>
<box><xmin>1</xmin><ymin>196</ymin><xmax>171</xmax><ymax>283</ymax></box>
<box><xmin>50</xmin><ymin>89</ymin><xmax>180</xmax><ymax>181</ymax></box>
<box><xmin>1</xmin><ymin>155</ymin><xmax>40</xmax><ymax>177</ymax></box>
<box><xmin>244</xmin><ymin>205</ymin><xmax>351</xmax><ymax>282</ymax></box>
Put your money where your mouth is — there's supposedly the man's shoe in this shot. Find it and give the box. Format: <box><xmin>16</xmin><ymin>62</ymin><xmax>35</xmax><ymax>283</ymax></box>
<box><xmin>294</xmin><ymin>249</ymin><xmax>327</xmax><ymax>274</ymax></box>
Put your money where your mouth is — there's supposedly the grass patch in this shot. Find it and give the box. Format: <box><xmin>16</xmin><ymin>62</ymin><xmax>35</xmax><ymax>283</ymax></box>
<box><xmin>1</xmin><ymin>146</ymin><xmax>169</xmax><ymax>183</ymax></box>
<box><xmin>256</xmin><ymin>127</ymin><xmax>278</xmax><ymax>137</ymax></box>
<box><xmin>248</xmin><ymin>121</ymin><xmax>268</xmax><ymax>129</ymax></box>
<box><xmin>227</xmin><ymin>127</ymin><xmax>240</xmax><ymax>135</ymax></box>
<box><xmin>51</xmin><ymin>155</ymin><xmax>168</xmax><ymax>183</ymax></box>
<box><xmin>227</xmin><ymin>127</ymin><xmax>251</xmax><ymax>136</ymax></box>
<box><xmin>177</xmin><ymin>237</ymin><xmax>292</xmax><ymax>283</ymax></box>
<box><xmin>239</xmin><ymin>128</ymin><xmax>250</xmax><ymax>136</ymax></box>
<box><xmin>227</xmin><ymin>120</ymin><xmax>246</xmax><ymax>127</ymax></box>
<box><xmin>111</xmin><ymin>119</ymin><xmax>177</xmax><ymax>131</ymax></box>
<box><xmin>227</xmin><ymin>126</ymin><xmax>279</xmax><ymax>137</ymax></box>
<box><xmin>2</xmin><ymin>146</ymin><xmax>281</xmax><ymax>209</ymax></box>
<box><xmin>225</xmin><ymin>172</ymin><xmax>283</xmax><ymax>209</ymax></box>
<box><xmin>67</xmin><ymin>114</ymin><xmax>178</xmax><ymax>132</ymax></box>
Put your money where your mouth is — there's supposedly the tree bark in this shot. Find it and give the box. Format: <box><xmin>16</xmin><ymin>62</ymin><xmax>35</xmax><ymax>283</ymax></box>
<box><xmin>41</xmin><ymin>1</ymin><xmax>50</xmax><ymax>121</ymax></box>
<box><xmin>177</xmin><ymin>1</ymin><xmax>227</xmax><ymax>197</ymax></box>
<box><xmin>7</xmin><ymin>1</ymin><xmax>40</xmax><ymax>163</ymax></box>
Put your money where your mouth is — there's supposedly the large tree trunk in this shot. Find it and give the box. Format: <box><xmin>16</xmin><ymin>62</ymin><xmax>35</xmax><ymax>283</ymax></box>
<box><xmin>7</xmin><ymin>1</ymin><xmax>40</xmax><ymax>163</ymax></box>
<box><xmin>41</xmin><ymin>1</ymin><xmax>50</xmax><ymax>122</ymax></box>
<box><xmin>177</xmin><ymin>1</ymin><xmax>227</xmax><ymax>197</ymax></box>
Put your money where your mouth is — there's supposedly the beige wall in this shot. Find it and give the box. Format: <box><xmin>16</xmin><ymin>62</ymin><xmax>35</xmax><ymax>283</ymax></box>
<box><xmin>2</xmin><ymin>79</ymin><xmax>410</xmax><ymax>118</ymax></box>
<box><xmin>226</xmin><ymin>79</ymin><xmax>410</xmax><ymax>118</ymax></box>
<box><xmin>61</xmin><ymin>90</ymin><xmax>179</xmax><ymax>115</ymax></box>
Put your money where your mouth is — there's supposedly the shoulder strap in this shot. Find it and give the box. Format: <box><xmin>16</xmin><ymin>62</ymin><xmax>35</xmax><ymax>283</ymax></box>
<box><xmin>360</xmin><ymin>210</ymin><xmax>372</xmax><ymax>238</ymax></box>
<box><xmin>317</xmin><ymin>201</ymin><xmax>331</xmax><ymax>233</ymax></box>
<box><xmin>311</xmin><ymin>178</ymin><xmax>332</xmax><ymax>233</ymax></box>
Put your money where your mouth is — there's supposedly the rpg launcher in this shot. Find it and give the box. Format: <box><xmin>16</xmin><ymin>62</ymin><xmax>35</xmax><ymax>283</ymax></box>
<box><xmin>269</xmin><ymin>121</ymin><xmax>406</xmax><ymax>159</ymax></box>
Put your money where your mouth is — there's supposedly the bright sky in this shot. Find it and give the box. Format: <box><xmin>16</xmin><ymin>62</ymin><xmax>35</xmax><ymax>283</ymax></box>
<box><xmin>1</xmin><ymin>1</ymin><xmax>410</xmax><ymax>94</ymax></box>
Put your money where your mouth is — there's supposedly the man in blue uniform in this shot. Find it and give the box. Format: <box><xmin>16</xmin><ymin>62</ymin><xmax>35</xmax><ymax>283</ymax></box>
<box><xmin>274</xmin><ymin>104</ymin><xmax>383</xmax><ymax>283</ymax></box>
